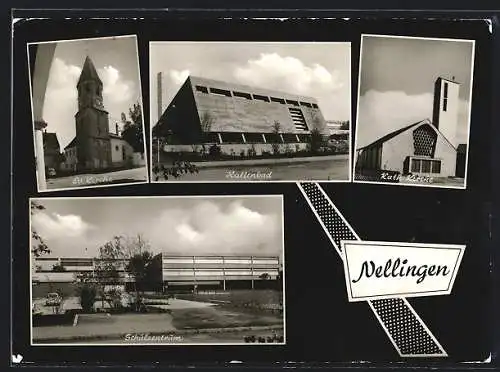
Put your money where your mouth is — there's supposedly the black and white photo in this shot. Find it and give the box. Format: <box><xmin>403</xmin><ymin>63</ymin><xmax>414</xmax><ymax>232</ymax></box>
<box><xmin>150</xmin><ymin>42</ymin><xmax>351</xmax><ymax>182</ymax></box>
<box><xmin>30</xmin><ymin>196</ymin><xmax>285</xmax><ymax>345</ymax></box>
<box><xmin>354</xmin><ymin>35</ymin><xmax>475</xmax><ymax>188</ymax></box>
<box><xmin>28</xmin><ymin>35</ymin><xmax>148</xmax><ymax>192</ymax></box>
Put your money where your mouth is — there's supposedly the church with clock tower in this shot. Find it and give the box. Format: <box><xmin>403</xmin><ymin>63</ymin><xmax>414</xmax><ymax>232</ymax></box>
<box><xmin>65</xmin><ymin>56</ymin><xmax>112</xmax><ymax>171</ymax></box>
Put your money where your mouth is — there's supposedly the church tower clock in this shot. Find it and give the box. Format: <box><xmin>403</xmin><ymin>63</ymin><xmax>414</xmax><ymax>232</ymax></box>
<box><xmin>74</xmin><ymin>56</ymin><xmax>112</xmax><ymax>171</ymax></box>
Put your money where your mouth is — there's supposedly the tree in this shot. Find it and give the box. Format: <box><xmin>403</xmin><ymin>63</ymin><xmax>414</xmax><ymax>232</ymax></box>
<box><xmin>78</xmin><ymin>285</ymin><xmax>97</xmax><ymax>313</ymax></box>
<box><xmin>121</xmin><ymin>102</ymin><xmax>144</xmax><ymax>153</ymax></box>
<box><xmin>122</xmin><ymin>235</ymin><xmax>159</xmax><ymax>304</ymax></box>
<box><xmin>308</xmin><ymin>113</ymin><xmax>326</xmax><ymax>155</ymax></box>
<box><xmin>310</xmin><ymin>113</ymin><xmax>326</xmax><ymax>133</ymax></box>
<box><xmin>52</xmin><ymin>263</ymin><xmax>66</xmax><ymax>272</ymax></box>
<box><xmin>340</xmin><ymin>120</ymin><xmax>350</xmax><ymax>131</ymax></box>
<box><xmin>94</xmin><ymin>236</ymin><xmax>127</xmax><ymax>309</ymax></box>
<box><xmin>31</xmin><ymin>201</ymin><xmax>50</xmax><ymax>257</ymax></box>
<box><xmin>152</xmin><ymin>157</ymin><xmax>199</xmax><ymax>181</ymax></box>
<box><xmin>259</xmin><ymin>273</ymin><xmax>270</xmax><ymax>280</ymax></box>
<box><xmin>126</xmin><ymin>251</ymin><xmax>155</xmax><ymax>311</ymax></box>
<box><xmin>200</xmin><ymin>111</ymin><xmax>214</xmax><ymax>141</ymax></box>
<box><xmin>123</xmin><ymin>234</ymin><xmax>150</xmax><ymax>258</ymax></box>
<box><xmin>148</xmin><ymin>253</ymin><xmax>163</xmax><ymax>291</ymax></box>
<box><xmin>309</xmin><ymin>127</ymin><xmax>325</xmax><ymax>154</ymax></box>
<box><xmin>74</xmin><ymin>271</ymin><xmax>97</xmax><ymax>312</ymax></box>
<box><xmin>271</xmin><ymin>121</ymin><xmax>282</xmax><ymax>155</ymax></box>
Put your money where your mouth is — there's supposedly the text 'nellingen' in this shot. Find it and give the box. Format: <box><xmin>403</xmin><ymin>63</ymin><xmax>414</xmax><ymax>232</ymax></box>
<box><xmin>351</xmin><ymin>258</ymin><xmax>450</xmax><ymax>284</ymax></box>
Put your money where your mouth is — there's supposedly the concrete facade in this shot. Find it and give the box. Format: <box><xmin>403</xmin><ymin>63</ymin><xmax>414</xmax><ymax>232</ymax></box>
<box><xmin>380</xmin><ymin>121</ymin><xmax>456</xmax><ymax>176</ymax></box>
<box><xmin>433</xmin><ymin>77</ymin><xmax>460</xmax><ymax>148</ymax></box>
<box><xmin>162</xmin><ymin>255</ymin><xmax>281</xmax><ymax>290</ymax></box>
<box><xmin>33</xmin><ymin>254</ymin><xmax>281</xmax><ymax>293</ymax></box>
<box><xmin>355</xmin><ymin>76</ymin><xmax>461</xmax><ymax>178</ymax></box>
<box><xmin>154</xmin><ymin>76</ymin><xmax>327</xmax><ymax>145</ymax></box>
<box><xmin>163</xmin><ymin>142</ymin><xmax>309</xmax><ymax>156</ymax></box>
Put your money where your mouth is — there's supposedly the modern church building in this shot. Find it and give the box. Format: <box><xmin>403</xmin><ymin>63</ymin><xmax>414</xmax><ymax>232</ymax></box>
<box><xmin>355</xmin><ymin>77</ymin><xmax>466</xmax><ymax>179</ymax></box>
<box><xmin>153</xmin><ymin>76</ymin><xmax>327</xmax><ymax>154</ymax></box>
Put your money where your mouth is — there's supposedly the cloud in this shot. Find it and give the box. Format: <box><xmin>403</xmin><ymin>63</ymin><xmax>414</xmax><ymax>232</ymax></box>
<box><xmin>169</xmin><ymin>69</ymin><xmax>190</xmax><ymax>85</ymax></box>
<box><xmin>356</xmin><ymin>90</ymin><xmax>470</xmax><ymax>148</ymax></box>
<box><xmin>32</xmin><ymin>212</ymin><xmax>94</xmax><ymax>239</ymax></box>
<box><xmin>149</xmin><ymin>201</ymin><xmax>280</xmax><ymax>255</ymax></box>
<box><xmin>234</xmin><ymin>53</ymin><xmax>344</xmax><ymax>96</ymax></box>
<box><xmin>99</xmin><ymin>65</ymin><xmax>135</xmax><ymax>104</ymax></box>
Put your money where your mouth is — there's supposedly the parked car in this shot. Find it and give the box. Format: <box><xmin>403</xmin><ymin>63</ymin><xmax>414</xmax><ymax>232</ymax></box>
<box><xmin>45</xmin><ymin>292</ymin><xmax>62</xmax><ymax>307</ymax></box>
<box><xmin>32</xmin><ymin>303</ymin><xmax>42</xmax><ymax>315</ymax></box>
<box><xmin>47</xmin><ymin>168</ymin><xmax>57</xmax><ymax>178</ymax></box>
<box><xmin>327</xmin><ymin>138</ymin><xmax>349</xmax><ymax>153</ymax></box>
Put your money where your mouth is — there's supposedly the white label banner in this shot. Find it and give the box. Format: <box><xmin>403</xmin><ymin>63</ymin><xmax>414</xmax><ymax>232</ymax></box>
<box><xmin>342</xmin><ymin>241</ymin><xmax>465</xmax><ymax>302</ymax></box>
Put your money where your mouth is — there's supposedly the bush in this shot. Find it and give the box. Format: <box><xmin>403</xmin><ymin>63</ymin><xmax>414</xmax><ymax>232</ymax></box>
<box><xmin>309</xmin><ymin>128</ymin><xmax>325</xmax><ymax>154</ymax></box>
<box><xmin>248</xmin><ymin>144</ymin><xmax>257</xmax><ymax>158</ymax></box>
<box><xmin>78</xmin><ymin>285</ymin><xmax>97</xmax><ymax>313</ymax></box>
<box><xmin>208</xmin><ymin>143</ymin><xmax>222</xmax><ymax>157</ymax></box>
<box><xmin>244</xmin><ymin>335</ymin><xmax>256</xmax><ymax>343</ymax></box>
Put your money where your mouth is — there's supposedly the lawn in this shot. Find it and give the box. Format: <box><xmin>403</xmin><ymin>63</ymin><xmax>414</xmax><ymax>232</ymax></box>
<box><xmin>176</xmin><ymin>290</ymin><xmax>283</xmax><ymax>309</ymax></box>
<box><xmin>171</xmin><ymin>306</ymin><xmax>283</xmax><ymax>330</ymax></box>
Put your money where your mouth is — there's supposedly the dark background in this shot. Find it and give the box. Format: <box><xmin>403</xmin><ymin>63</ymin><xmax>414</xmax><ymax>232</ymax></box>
<box><xmin>10</xmin><ymin>14</ymin><xmax>496</xmax><ymax>366</ymax></box>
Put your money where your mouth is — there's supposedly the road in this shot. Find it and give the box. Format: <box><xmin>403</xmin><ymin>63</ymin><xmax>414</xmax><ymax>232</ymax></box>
<box><xmin>155</xmin><ymin>157</ymin><xmax>350</xmax><ymax>182</ymax></box>
<box><xmin>46</xmin><ymin>167</ymin><xmax>148</xmax><ymax>190</ymax></box>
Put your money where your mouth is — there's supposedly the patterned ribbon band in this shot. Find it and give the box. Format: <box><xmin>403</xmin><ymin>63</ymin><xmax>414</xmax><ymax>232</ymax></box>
<box><xmin>298</xmin><ymin>182</ymin><xmax>447</xmax><ymax>358</ymax></box>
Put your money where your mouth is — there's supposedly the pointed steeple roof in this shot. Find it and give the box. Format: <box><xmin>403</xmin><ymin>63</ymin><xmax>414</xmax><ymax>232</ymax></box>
<box><xmin>77</xmin><ymin>56</ymin><xmax>102</xmax><ymax>86</ymax></box>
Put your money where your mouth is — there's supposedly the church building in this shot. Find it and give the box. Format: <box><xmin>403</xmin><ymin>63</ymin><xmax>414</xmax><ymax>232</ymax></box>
<box><xmin>64</xmin><ymin>56</ymin><xmax>112</xmax><ymax>172</ymax></box>
<box><xmin>355</xmin><ymin>77</ymin><xmax>463</xmax><ymax>179</ymax></box>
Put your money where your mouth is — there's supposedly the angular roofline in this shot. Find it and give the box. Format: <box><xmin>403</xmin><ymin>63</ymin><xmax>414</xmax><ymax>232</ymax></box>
<box><xmin>357</xmin><ymin>119</ymin><xmax>430</xmax><ymax>151</ymax></box>
<box><xmin>357</xmin><ymin>118</ymin><xmax>457</xmax><ymax>152</ymax></box>
<box><xmin>186</xmin><ymin>75</ymin><xmax>320</xmax><ymax>103</ymax></box>
<box><xmin>64</xmin><ymin>136</ymin><xmax>77</xmax><ymax>150</ymax></box>
<box><xmin>436</xmin><ymin>76</ymin><xmax>461</xmax><ymax>86</ymax></box>
<box><xmin>77</xmin><ymin>55</ymin><xmax>103</xmax><ymax>86</ymax></box>
<box><xmin>43</xmin><ymin>132</ymin><xmax>60</xmax><ymax>148</ymax></box>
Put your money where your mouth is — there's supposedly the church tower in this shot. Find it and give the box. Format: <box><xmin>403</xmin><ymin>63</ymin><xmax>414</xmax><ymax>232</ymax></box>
<box><xmin>74</xmin><ymin>56</ymin><xmax>112</xmax><ymax>171</ymax></box>
<box><xmin>432</xmin><ymin>77</ymin><xmax>460</xmax><ymax>149</ymax></box>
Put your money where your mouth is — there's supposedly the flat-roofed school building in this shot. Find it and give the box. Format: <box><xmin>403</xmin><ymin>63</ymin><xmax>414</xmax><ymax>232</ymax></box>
<box><xmin>162</xmin><ymin>255</ymin><xmax>281</xmax><ymax>291</ymax></box>
<box><xmin>32</xmin><ymin>257</ymin><xmax>132</xmax><ymax>298</ymax></box>
<box><xmin>153</xmin><ymin>76</ymin><xmax>327</xmax><ymax>155</ymax></box>
<box><xmin>32</xmin><ymin>254</ymin><xmax>282</xmax><ymax>297</ymax></box>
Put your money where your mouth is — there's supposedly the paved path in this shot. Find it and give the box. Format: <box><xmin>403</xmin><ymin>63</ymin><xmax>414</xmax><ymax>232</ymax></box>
<box><xmin>47</xmin><ymin>167</ymin><xmax>147</xmax><ymax>190</ymax></box>
<box><xmin>156</xmin><ymin>157</ymin><xmax>349</xmax><ymax>182</ymax></box>
<box><xmin>33</xmin><ymin>298</ymin><xmax>218</xmax><ymax>342</ymax></box>
<box><xmin>159</xmin><ymin>298</ymin><xmax>216</xmax><ymax>309</ymax></box>
<box><xmin>33</xmin><ymin>313</ymin><xmax>177</xmax><ymax>341</ymax></box>
<box><xmin>193</xmin><ymin>154</ymin><xmax>349</xmax><ymax>168</ymax></box>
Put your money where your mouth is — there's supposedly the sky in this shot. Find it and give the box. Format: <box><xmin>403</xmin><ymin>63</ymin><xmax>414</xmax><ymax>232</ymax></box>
<box><xmin>356</xmin><ymin>35</ymin><xmax>474</xmax><ymax>148</ymax></box>
<box><xmin>150</xmin><ymin>42</ymin><xmax>351</xmax><ymax>125</ymax></box>
<box><xmin>32</xmin><ymin>35</ymin><xmax>142</xmax><ymax>149</ymax></box>
<box><xmin>31</xmin><ymin>197</ymin><xmax>284</xmax><ymax>260</ymax></box>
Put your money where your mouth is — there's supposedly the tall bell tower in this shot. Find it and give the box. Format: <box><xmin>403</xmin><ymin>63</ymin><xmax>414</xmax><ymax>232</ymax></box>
<box><xmin>432</xmin><ymin>76</ymin><xmax>460</xmax><ymax>149</ymax></box>
<box><xmin>75</xmin><ymin>56</ymin><xmax>112</xmax><ymax>171</ymax></box>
